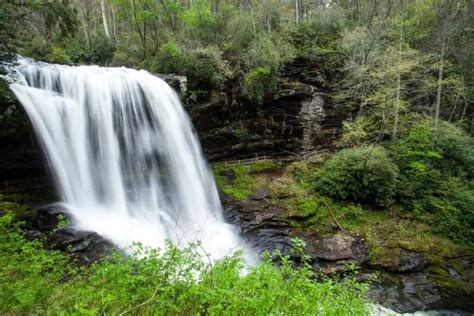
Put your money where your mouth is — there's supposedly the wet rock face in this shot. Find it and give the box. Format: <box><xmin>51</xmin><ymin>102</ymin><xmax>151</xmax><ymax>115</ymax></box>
<box><xmin>189</xmin><ymin>58</ymin><xmax>345</xmax><ymax>161</ymax></box>
<box><xmin>0</xmin><ymin>124</ymin><xmax>48</xmax><ymax>182</ymax></box>
<box><xmin>46</xmin><ymin>228</ymin><xmax>114</xmax><ymax>265</ymax></box>
<box><xmin>222</xmin><ymin>195</ymin><xmax>294</xmax><ymax>255</ymax></box>
<box><xmin>22</xmin><ymin>205</ymin><xmax>115</xmax><ymax>265</ymax></box>
<box><xmin>222</xmin><ymin>193</ymin><xmax>368</xmax><ymax>265</ymax></box>
<box><xmin>312</xmin><ymin>234</ymin><xmax>368</xmax><ymax>264</ymax></box>
<box><xmin>368</xmin><ymin>270</ymin><xmax>474</xmax><ymax>313</ymax></box>
<box><xmin>398</xmin><ymin>252</ymin><xmax>428</xmax><ymax>273</ymax></box>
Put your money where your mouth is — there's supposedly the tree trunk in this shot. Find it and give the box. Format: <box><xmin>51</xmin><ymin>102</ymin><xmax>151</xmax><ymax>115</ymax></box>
<box><xmin>100</xmin><ymin>0</ymin><xmax>110</xmax><ymax>38</ymax></box>
<box><xmin>434</xmin><ymin>50</ymin><xmax>445</xmax><ymax>124</ymax></box>
<box><xmin>295</xmin><ymin>0</ymin><xmax>299</xmax><ymax>26</ymax></box>
<box><xmin>392</xmin><ymin>17</ymin><xmax>404</xmax><ymax>141</ymax></box>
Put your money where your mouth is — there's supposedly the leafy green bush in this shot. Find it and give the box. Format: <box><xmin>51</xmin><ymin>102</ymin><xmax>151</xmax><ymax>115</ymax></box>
<box><xmin>151</xmin><ymin>41</ymin><xmax>185</xmax><ymax>74</ymax></box>
<box><xmin>410</xmin><ymin>177</ymin><xmax>474</xmax><ymax>244</ymax></box>
<box><xmin>18</xmin><ymin>36</ymin><xmax>51</xmax><ymax>61</ymax></box>
<box><xmin>245</xmin><ymin>35</ymin><xmax>294</xmax><ymax>73</ymax></box>
<box><xmin>89</xmin><ymin>34</ymin><xmax>115</xmax><ymax>65</ymax></box>
<box><xmin>244</xmin><ymin>66</ymin><xmax>278</xmax><ymax>104</ymax></box>
<box><xmin>50</xmin><ymin>239</ymin><xmax>369</xmax><ymax>315</ymax></box>
<box><xmin>394</xmin><ymin>120</ymin><xmax>474</xmax><ymax>181</ymax></box>
<box><xmin>111</xmin><ymin>32</ymin><xmax>143</xmax><ymax>67</ymax></box>
<box><xmin>184</xmin><ymin>47</ymin><xmax>224</xmax><ymax>90</ymax></box>
<box><xmin>0</xmin><ymin>211</ymin><xmax>70</xmax><ymax>313</ymax></box>
<box><xmin>392</xmin><ymin>120</ymin><xmax>474</xmax><ymax>244</ymax></box>
<box><xmin>291</xmin><ymin>7</ymin><xmax>348</xmax><ymax>57</ymax></box>
<box><xmin>48</xmin><ymin>46</ymin><xmax>71</xmax><ymax>64</ymax></box>
<box><xmin>316</xmin><ymin>146</ymin><xmax>399</xmax><ymax>207</ymax></box>
<box><xmin>0</xmin><ymin>204</ymin><xmax>370</xmax><ymax>315</ymax></box>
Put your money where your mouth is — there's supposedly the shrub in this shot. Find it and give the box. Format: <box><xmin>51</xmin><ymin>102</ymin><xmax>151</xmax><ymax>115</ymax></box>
<box><xmin>17</xmin><ymin>36</ymin><xmax>51</xmax><ymax>61</ymax></box>
<box><xmin>394</xmin><ymin>120</ymin><xmax>474</xmax><ymax>179</ymax></box>
<box><xmin>184</xmin><ymin>46</ymin><xmax>224</xmax><ymax>90</ymax></box>
<box><xmin>0</xmin><ymin>201</ymin><xmax>370</xmax><ymax>314</ymax></box>
<box><xmin>89</xmin><ymin>34</ymin><xmax>115</xmax><ymax>65</ymax></box>
<box><xmin>0</xmin><ymin>211</ymin><xmax>70</xmax><ymax>313</ymax></box>
<box><xmin>244</xmin><ymin>67</ymin><xmax>278</xmax><ymax>104</ymax></box>
<box><xmin>48</xmin><ymin>46</ymin><xmax>71</xmax><ymax>64</ymax></box>
<box><xmin>111</xmin><ymin>32</ymin><xmax>143</xmax><ymax>67</ymax></box>
<box><xmin>391</xmin><ymin>120</ymin><xmax>474</xmax><ymax>244</ymax></box>
<box><xmin>316</xmin><ymin>146</ymin><xmax>399</xmax><ymax>207</ymax></box>
<box><xmin>150</xmin><ymin>41</ymin><xmax>185</xmax><ymax>74</ymax></box>
<box><xmin>245</xmin><ymin>35</ymin><xmax>294</xmax><ymax>73</ymax></box>
<box><xmin>291</xmin><ymin>7</ymin><xmax>348</xmax><ymax>57</ymax></box>
<box><xmin>48</xmin><ymin>238</ymin><xmax>369</xmax><ymax>315</ymax></box>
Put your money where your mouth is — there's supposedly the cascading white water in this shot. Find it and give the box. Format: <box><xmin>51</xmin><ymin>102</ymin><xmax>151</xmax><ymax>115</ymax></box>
<box><xmin>10</xmin><ymin>59</ymin><xmax>250</xmax><ymax>261</ymax></box>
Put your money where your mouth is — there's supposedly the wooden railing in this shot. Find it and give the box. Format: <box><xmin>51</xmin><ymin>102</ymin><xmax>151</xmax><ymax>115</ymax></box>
<box><xmin>212</xmin><ymin>155</ymin><xmax>296</xmax><ymax>167</ymax></box>
<box><xmin>212</xmin><ymin>150</ymin><xmax>329</xmax><ymax>167</ymax></box>
<box><xmin>0</xmin><ymin>151</ymin><xmax>329</xmax><ymax>194</ymax></box>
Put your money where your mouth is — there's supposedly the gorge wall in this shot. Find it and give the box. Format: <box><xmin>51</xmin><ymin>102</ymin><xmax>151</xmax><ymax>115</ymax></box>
<box><xmin>188</xmin><ymin>58</ymin><xmax>345</xmax><ymax>161</ymax></box>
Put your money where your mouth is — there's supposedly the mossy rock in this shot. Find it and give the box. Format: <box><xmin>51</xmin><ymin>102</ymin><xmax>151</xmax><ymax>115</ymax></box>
<box><xmin>250</xmin><ymin>160</ymin><xmax>279</xmax><ymax>173</ymax></box>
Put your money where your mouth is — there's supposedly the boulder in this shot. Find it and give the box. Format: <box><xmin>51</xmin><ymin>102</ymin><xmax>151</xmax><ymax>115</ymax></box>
<box><xmin>311</xmin><ymin>234</ymin><xmax>368</xmax><ymax>262</ymax></box>
<box><xmin>398</xmin><ymin>252</ymin><xmax>427</xmax><ymax>273</ymax></box>
<box><xmin>250</xmin><ymin>185</ymin><xmax>272</xmax><ymax>201</ymax></box>
<box><xmin>46</xmin><ymin>228</ymin><xmax>115</xmax><ymax>264</ymax></box>
<box><xmin>27</xmin><ymin>203</ymin><xmax>70</xmax><ymax>233</ymax></box>
<box><xmin>218</xmin><ymin>169</ymin><xmax>236</xmax><ymax>181</ymax></box>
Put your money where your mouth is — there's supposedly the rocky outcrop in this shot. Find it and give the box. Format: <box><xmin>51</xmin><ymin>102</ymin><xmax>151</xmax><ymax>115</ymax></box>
<box><xmin>223</xmin><ymin>192</ymin><xmax>369</xmax><ymax>269</ymax></box>
<box><xmin>20</xmin><ymin>204</ymin><xmax>115</xmax><ymax>265</ymax></box>
<box><xmin>221</xmin><ymin>190</ymin><xmax>474</xmax><ymax>313</ymax></box>
<box><xmin>189</xmin><ymin>58</ymin><xmax>345</xmax><ymax>161</ymax></box>
<box><xmin>46</xmin><ymin>228</ymin><xmax>114</xmax><ymax>265</ymax></box>
<box><xmin>0</xmin><ymin>122</ymin><xmax>49</xmax><ymax>182</ymax></box>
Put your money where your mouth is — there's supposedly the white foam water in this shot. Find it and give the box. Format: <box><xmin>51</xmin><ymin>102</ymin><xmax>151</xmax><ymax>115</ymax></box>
<box><xmin>10</xmin><ymin>58</ymin><xmax>252</xmax><ymax>262</ymax></box>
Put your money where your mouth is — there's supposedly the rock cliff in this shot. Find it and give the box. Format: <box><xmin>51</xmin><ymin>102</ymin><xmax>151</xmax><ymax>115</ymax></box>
<box><xmin>189</xmin><ymin>58</ymin><xmax>346</xmax><ymax>161</ymax></box>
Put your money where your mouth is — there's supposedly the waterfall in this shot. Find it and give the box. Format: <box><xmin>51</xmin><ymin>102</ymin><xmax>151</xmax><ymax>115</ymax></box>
<box><xmin>10</xmin><ymin>59</ymin><xmax>250</xmax><ymax>261</ymax></box>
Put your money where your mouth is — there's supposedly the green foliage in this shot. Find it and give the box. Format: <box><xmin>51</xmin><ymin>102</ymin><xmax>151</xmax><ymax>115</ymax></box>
<box><xmin>184</xmin><ymin>47</ymin><xmax>224</xmax><ymax>90</ymax></box>
<box><xmin>182</xmin><ymin>0</ymin><xmax>216</xmax><ymax>45</ymax></box>
<box><xmin>151</xmin><ymin>41</ymin><xmax>184</xmax><ymax>74</ymax></box>
<box><xmin>232</xmin><ymin>127</ymin><xmax>252</xmax><ymax>142</ymax></box>
<box><xmin>0</xmin><ymin>202</ymin><xmax>370</xmax><ymax>314</ymax></box>
<box><xmin>245</xmin><ymin>35</ymin><xmax>295</xmax><ymax>73</ymax></box>
<box><xmin>0</xmin><ymin>78</ymin><xmax>23</xmax><ymax>126</ymax></box>
<box><xmin>112</xmin><ymin>32</ymin><xmax>143</xmax><ymax>67</ymax></box>
<box><xmin>88</xmin><ymin>34</ymin><xmax>115</xmax><ymax>65</ymax></box>
<box><xmin>0</xmin><ymin>212</ymin><xmax>71</xmax><ymax>313</ymax></box>
<box><xmin>316</xmin><ymin>146</ymin><xmax>399</xmax><ymax>207</ymax></box>
<box><xmin>291</xmin><ymin>7</ymin><xmax>348</xmax><ymax>57</ymax></box>
<box><xmin>213</xmin><ymin>164</ymin><xmax>257</xmax><ymax>200</ymax></box>
<box><xmin>250</xmin><ymin>159</ymin><xmax>278</xmax><ymax>173</ymax></box>
<box><xmin>18</xmin><ymin>36</ymin><xmax>51</xmax><ymax>61</ymax></box>
<box><xmin>244</xmin><ymin>66</ymin><xmax>278</xmax><ymax>104</ymax></box>
<box><xmin>51</xmin><ymin>239</ymin><xmax>369</xmax><ymax>315</ymax></box>
<box><xmin>48</xmin><ymin>46</ymin><xmax>71</xmax><ymax>64</ymax></box>
<box><xmin>392</xmin><ymin>120</ymin><xmax>474</xmax><ymax>244</ymax></box>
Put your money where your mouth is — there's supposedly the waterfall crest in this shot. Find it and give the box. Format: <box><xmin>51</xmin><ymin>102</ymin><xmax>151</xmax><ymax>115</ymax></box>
<box><xmin>10</xmin><ymin>59</ymin><xmax>248</xmax><ymax>260</ymax></box>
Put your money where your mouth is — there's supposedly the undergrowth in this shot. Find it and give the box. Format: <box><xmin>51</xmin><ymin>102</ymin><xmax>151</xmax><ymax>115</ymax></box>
<box><xmin>0</xmin><ymin>202</ymin><xmax>370</xmax><ymax>315</ymax></box>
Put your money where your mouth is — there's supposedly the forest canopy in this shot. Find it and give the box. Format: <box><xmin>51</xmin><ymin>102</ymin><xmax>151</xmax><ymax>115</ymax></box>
<box><xmin>0</xmin><ymin>0</ymin><xmax>473</xmax><ymax>132</ymax></box>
